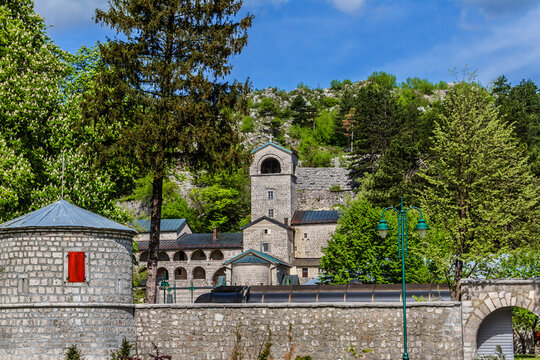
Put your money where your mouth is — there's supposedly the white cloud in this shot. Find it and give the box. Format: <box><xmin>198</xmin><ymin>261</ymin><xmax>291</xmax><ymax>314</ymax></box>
<box><xmin>34</xmin><ymin>0</ymin><xmax>108</xmax><ymax>29</ymax></box>
<box><xmin>460</xmin><ymin>0</ymin><xmax>538</xmax><ymax>17</ymax></box>
<box><xmin>381</xmin><ymin>4</ymin><xmax>540</xmax><ymax>85</ymax></box>
<box><xmin>329</xmin><ymin>0</ymin><xmax>366</xmax><ymax>14</ymax></box>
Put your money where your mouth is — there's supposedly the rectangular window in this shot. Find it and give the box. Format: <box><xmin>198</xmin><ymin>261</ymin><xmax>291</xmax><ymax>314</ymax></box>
<box><xmin>268</xmin><ymin>209</ymin><xmax>274</xmax><ymax>218</ymax></box>
<box><xmin>303</xmin><ymin>233</ymin><xmax>308</xmax><ymax>238</ymax></box>
<box><xmin>302</xmin><ymin>268</ymin><xmax>309</xmax><ymax>278</ymax></box>
<box><xmin>264</xmin><ymin>228</ymin><xmax>272</xmax><ymax>235</ymax></box>
<box><xmin>267</xmin><ymin>190</ymin><xmax>274</xmax><ymax>200</ymax></box>
<box><xmin>261</xmin><ymin>243</ymin><xmax>270</xmax><ymax>253</ymax></box>
<box><xmin>67</xmin><ymin>252</ymin><xmax>86</xmax><ymax>282</ymax></box>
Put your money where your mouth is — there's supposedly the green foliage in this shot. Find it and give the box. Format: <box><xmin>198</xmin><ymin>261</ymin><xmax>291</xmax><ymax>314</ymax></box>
<box><xmin>290</xmin><ymin>95</ymin><xmax>317</xmax><ymax>127</ymax></box>
<box><xmin>342</xmin><ymin>81</ymin><xmax>399</xmax><ymax>177</ymax></box>
<box><xmin>65</xmin><ymin>345</ymin><xmax>83</xmax><ymax>360</ymax></box>
<box><xmin>257</xmin><ymin>330</ymin><xmax>272</xmax><ymax>360</ymax></box>
<box><xmin>258</xmin><ymin>98</ymin><xmax>278</xmax><ymax>117</ymax></box>
<box><xmin>109</xmin><ymin>338</ymin><xmax>133</xmax><ymax>360</ymax></box>
<box><xmin>418</xmin><ymin>82</ymin><xmax>539</xmax><ymax>298</ymax></box>
<box><xmin>0</xmin><ymin>3</ymin><xmax>133</xmax><ymax>222</ymax></box>
<box><xmin>323</xmin><ymin>97</ymin><xmax>340</xmax><ymax>108</ymax></box>
<box><xmin>367</xmin><ymin>71</ymin><xmax>396</xmax><ymax>89</ymax></box>
<box><xmin>241</xmin><ymin>116</ymin><xmax>255</xmax><ymax>132</ymax></box>
<box><xmin>189</xmin><ymin>169</ymin><xmax>250</xmax><ymax>233</ymax></box>
<box><xmin>492</xmin><ymin>76</ymin><xmax>540</xmax><ymax>176</ymax></box>
<box><xmin>85</xmin><ymin>0</ymin><xmax>252</xmax><ymax>303</ymax></box>
<box><xmin>320</xmin><ymin>197</ymin><xmax>434</xmax><ymax>284</ymax></box>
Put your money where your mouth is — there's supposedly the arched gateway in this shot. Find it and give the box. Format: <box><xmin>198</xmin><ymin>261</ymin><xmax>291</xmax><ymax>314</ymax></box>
<box><xmin>460</xmin><ymin>279</ymin><xmax>540</xmax><ymax>360</ymax></box>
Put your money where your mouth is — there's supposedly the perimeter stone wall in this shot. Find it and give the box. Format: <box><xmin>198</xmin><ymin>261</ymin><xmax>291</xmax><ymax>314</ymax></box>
<box><xmin>135</xmin><ymin>302</ymin><xmax>463</xmax><ymax>360</ymax></box>
<box><xmin>0</xmin><ymin>304</ymin><xmax>135</xmax><ymax>360</ymax></box>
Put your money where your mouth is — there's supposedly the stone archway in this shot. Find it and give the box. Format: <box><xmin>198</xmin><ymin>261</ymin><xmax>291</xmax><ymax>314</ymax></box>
<box><xmin>461</xmin><ymin>279</ymin><xmax>540</xmax><ymax>360</ymax></box>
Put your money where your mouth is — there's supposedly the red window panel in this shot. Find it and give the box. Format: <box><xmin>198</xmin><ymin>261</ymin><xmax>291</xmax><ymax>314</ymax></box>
<box><xmin>68</xmin><ymin>252</ymin><xmax>85</xmax><ymax>282</ymax></box>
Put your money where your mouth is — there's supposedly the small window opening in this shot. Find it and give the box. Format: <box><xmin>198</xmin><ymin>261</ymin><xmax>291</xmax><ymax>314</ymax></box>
<box><xmin>268</xmin><ymin>209</ymin><xmax>274</xmax><ymax>218</ymax></box>
<box><xmin>303</xmin><ymin>233</ymin><xmax>308</xmax><ymax>238</ymax></box>
<box><xmin>261</xmin><ymin>243</ymin><xmax>270</xmax><ymax>253</ymax></box>
<box><xmin>67</xmin><ymin>252</ymin><xmax>86</xmax><ymax>283</ymax></box>
<box><xmin>302</xmin><ymin>268</ymin><xmax>309</xmax><ymax>278</ymax></box>
<box><xmin>264</xmin><ymin>228</ymin><xmax>272</xmax><ymax>235</ymax></box>
<box><xmin>268</xmin><ymin>190</ymin><xmax>274</xmax><ymax>200</ymax></box>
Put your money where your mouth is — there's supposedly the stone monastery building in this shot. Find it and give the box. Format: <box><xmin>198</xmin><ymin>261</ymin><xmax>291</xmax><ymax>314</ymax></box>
<box><xmin>137</xmin><ymin>142</ymin><xmax>353</xmax><ymax>289</ymax></box>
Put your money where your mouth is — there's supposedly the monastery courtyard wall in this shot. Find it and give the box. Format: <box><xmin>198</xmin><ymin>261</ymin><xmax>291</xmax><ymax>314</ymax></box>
<box><xmin>134</xmin><ymin>302</ymin><xmax>462</xmax><ymax>360</ymax></box>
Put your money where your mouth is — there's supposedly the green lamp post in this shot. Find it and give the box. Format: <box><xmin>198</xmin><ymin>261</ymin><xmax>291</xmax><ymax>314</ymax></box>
<box><xmin>376</xmin><ymin>197</ymin><xmax>429</xmax><ymax>360</ymax></box>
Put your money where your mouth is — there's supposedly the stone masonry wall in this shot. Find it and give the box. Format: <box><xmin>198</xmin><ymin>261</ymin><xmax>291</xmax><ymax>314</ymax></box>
<box><xmin>135</xmin><ymin>302</ymin><xmax>463</xmax><ymax>360</ymax></box>
<box><xmin>0</xmin><ymin>229</ymin><xmax>133</xmax><ymax>304</ymax></box>
<box><xmin>243</xmin><ymin>220</ymin><xmax>293</xmax><ymax>263</ymax></box>
<box><xmin>0</xmin><ymin>304</ymin><xmax>136</xmax><ymax>360</ymax></box>
<box><xmin>296</xmin><ymin>167</ymin><xmax>354</xmax><ymax>210</ymax></box>
<box><xmin>294</xmin><ymin>223</ymin><xmax>337</xmax><ymax>258</ymax></box>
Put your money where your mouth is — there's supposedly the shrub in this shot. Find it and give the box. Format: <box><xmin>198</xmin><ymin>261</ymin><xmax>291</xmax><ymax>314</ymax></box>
<box><xmin>65</xmin><ymin>345</ymin><xmax>83</xmax><ymax>360</ymax></box>
<box><xmin>241</xmin><ymin>116</ymin><xmax>254</xmax><ymax>132</ymax></box>
<box><xmin>110</xmin><ymin>338</ymin><xmax>133</xmax><ymax>360</ymax></box>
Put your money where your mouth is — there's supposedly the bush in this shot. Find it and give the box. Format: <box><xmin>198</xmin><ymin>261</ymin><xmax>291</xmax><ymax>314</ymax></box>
<box><xmin>110</xmin><ymin>338</ymin><xmax>133</xmax><ymax>360</ymax></box>
<box><xmin>65</xmin><ymin>345</ymin><xmax>83</xmax><ymax>360</ymax></box>
<box><xmin>241</xmin><ymin>116</ymin><xmax>254</xmax><ymax>132</ymax></box>
<box><xmin>323</xmin><ymin>97</ymin><xmax>339</xmax><ymax>108</ymax></box>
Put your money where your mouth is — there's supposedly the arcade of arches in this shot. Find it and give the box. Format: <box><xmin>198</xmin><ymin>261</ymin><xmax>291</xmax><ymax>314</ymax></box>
<box><xmin>138</xmin><ymin>248</ymin><xmax>240</xmax><ymax>287</ymax></box>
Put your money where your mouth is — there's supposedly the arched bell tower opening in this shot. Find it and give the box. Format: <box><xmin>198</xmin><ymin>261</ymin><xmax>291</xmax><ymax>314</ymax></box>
<box><xmin>261</xmin><ymin>157</ymin><xmax>281</xmax><ymax>174</ymax></box>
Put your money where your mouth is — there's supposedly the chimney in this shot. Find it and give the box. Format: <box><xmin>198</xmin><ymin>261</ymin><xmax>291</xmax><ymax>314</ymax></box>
<box><xmin>284</xmin><ymin>218</ymin><xmax>288</xmax><ymax>226</ymax></box>
<box><xmin>213</xmin><ymin>227</ymin><xmax>218</xmax><ymax>241</ymax></box>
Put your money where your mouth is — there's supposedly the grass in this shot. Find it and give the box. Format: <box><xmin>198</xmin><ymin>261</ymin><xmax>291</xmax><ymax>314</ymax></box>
<box><xmin>515</xmin><ymin>355</ymin><xmax>540</xmax><ymax>360</ymax></box>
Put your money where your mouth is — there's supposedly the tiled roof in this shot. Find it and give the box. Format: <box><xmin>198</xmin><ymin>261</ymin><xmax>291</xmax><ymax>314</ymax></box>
<box><xmin>137</xmin><ymin>232</ymin><xmax>242</xmax><ymax>250</ymax></box>
<box><xmin>241</xmin><ymin>216</ymin><xmax>292</xmax><ymax>230</ymax></box>
<box><xmin>291</xmin><ymin>210</ymin><xmax>340</xmax><ymax>225</ymax></box>
<box><xmin>292</xmin><ymin>258</ymin><xmax>321</xmax><ymax>267</ymax></box>
<box><xmin>132</xmin><ymin>219</ymin><xmax>188</xmax><ymax>233</ymax></box>
<box><xmin>0</xmin><ymin>200</ymin><xmax>135</xmax><ymax>233</ymax></box>
<box><xmin>251</xmin><ymin>142</ymin><xmax>298</xmax><ymax>157</ymax></box>
<box><xmin>223</xmin><ymin>249</ymin><xmax>290</xmax><ymax>267</ymax></box>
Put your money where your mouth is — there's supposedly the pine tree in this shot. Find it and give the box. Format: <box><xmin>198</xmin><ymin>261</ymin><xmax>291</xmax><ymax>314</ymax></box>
<box><xmin>83</xmin><ymin>0</ymin><xmax>253</xmax><ymax>302</ymax></box>
<box><xmin>419</xmin><ymin>82</ymin><xmax>539</xmax><ymax>299</ymax></box>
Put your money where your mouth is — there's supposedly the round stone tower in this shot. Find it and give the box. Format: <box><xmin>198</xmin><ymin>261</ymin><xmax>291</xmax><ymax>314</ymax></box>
<box><xmin>0</xmin><ymin>200</ymin><xmax>137</xmax><ymax>360</ymax></box>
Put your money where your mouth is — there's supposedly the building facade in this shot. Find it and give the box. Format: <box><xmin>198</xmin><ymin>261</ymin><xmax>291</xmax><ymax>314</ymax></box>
<box><xmin>137</xmin><ymin>142</ymin><xmax>354</xmax><ymax>293</ymax></box>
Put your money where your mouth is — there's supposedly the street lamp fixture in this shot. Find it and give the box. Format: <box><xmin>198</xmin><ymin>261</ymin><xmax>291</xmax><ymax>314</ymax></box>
<box><xmin>376</xmin><ymin>197</ymin><xmax>429</xmax><ymax>360</ymax></box>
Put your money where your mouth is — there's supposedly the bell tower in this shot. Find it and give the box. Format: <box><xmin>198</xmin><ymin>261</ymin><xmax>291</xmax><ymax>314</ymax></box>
<box><xmin>249</xmin><ymin>142</ymin><xmax>298</xmax><ymax>223</ymax></box>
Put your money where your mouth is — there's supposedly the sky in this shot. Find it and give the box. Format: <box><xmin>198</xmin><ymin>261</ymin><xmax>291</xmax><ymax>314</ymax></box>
<box><xmin>34</xmin><ymin>0</ymin><xmax>540</xmax><ymax>90</ymax></box>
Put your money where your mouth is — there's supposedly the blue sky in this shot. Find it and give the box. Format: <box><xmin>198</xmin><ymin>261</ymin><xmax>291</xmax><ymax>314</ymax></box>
<box><xmin>35</xmin><ymin>0</ymin><xmax>540</xmax><ymax>90</ymax></box>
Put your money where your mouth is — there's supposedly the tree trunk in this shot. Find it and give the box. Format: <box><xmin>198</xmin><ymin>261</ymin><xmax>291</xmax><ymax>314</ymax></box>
<box><xmin>145</xmin><ymin>174</ymin><xmax>163</xmax><ymax>303</ymax></box>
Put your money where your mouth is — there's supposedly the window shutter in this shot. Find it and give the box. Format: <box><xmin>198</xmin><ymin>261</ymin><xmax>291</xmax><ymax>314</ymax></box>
<box><xmin>68</xmin><ymin>252</ymin><xmax>85</xmax><ymax>282</ymax></box>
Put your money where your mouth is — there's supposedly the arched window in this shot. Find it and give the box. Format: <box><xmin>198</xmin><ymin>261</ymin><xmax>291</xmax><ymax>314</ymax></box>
<box><xmin>212</xmin><ymin>267</ymin><xmax>226</xmax><ymax>286</ymax></box>
<box><xmin>139</xmin><ymin>251</ymin><xmax>149</xmax><ymax>262</ymax></box>
<box><xmin>156</xmin><ymin>267</ymin><xmax>169</xmax><ymax>281</ymax></box>
<box><xmin>261</xmin><ymin>158</ymin><xmax>281</xmax><ymax>174</ymax></box>
<box><xmin>173</xmin><ymin>251</ymin><xmax>187</xmax><ymax>261</ymax></box>
<box><xmin>158</xmin><ymin>251</ymin><xmax>170</xmax><ymax>261</ymax></box>
<box><xmin>209</xmin><ymin>250</ymin><xmax>224</xmax><ymax>261</ymax></box>
<box><xmin>193</xmin><ymin>267</ymin><xmax>206</xmax><ymax>280</ymax></box>
<box><xmin>174</xmin><ymin>267</ymin><xmax>187</xmax><ymax>280</ymax></box>
<box><xmin>191</xmin><ymin>249</ymin><xmax>207</xmax><ymax>261</ymax></box>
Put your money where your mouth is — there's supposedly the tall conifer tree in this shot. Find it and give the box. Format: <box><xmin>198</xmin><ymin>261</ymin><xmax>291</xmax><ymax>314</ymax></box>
<box><xmin>83</xmin><ymin>0</ymin><xmax>253</xmax><ymax>302</ymax></box>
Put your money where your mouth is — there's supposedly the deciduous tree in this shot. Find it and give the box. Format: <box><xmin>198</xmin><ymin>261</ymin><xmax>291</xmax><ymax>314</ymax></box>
<box><xmin>418</xmin><ymin>82</ymin><xmax>539</xmax><ymax>299</ymax></box>
<box><xmin>320</xmin><ymin>197</ymin><xmax>434</xmax><ymax>284</ymax></box>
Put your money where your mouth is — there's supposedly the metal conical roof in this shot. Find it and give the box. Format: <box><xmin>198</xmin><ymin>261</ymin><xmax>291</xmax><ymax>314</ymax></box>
<box><xmin>0</xmin><ymin>200</ymin><xmax>136</xmax><ymax>233</ymax></box>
